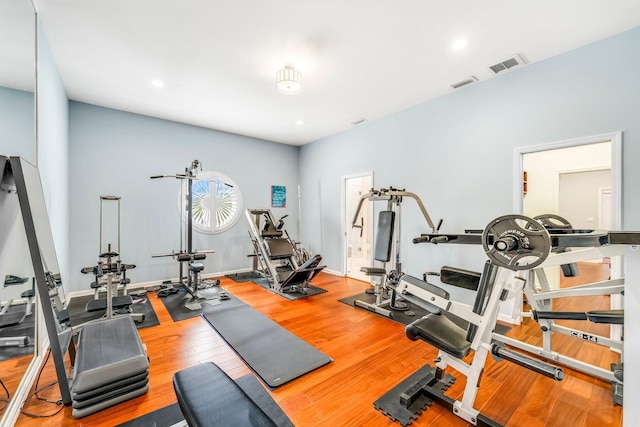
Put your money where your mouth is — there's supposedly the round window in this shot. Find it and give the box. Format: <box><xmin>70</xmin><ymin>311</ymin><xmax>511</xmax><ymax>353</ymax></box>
<box><xmin>179</xmin><ymin>171</ymin><xmax>243</xmax><ymax>234</ymax></box>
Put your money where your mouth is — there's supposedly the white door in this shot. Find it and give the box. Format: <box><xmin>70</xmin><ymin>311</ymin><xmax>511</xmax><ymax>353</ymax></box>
<box><xmin>344</xmin><ymin>174</ymin><xmax>372</xmax><ymax>281</ymax></box>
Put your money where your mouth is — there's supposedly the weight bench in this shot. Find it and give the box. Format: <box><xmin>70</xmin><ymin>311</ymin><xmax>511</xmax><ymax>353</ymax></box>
<box><xmin>71</xmin><ymin>316</ymin><xmax>149</xmax><ymax>418</ymax></box>
<box><xmin>173</xmin><ymin>362</ymin><xmax>293</xmax><ymax>427</ymax></box>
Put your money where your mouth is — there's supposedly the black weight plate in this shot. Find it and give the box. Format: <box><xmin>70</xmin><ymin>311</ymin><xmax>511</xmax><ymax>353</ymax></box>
<box><xmin>482</xmin><ymin>214</ymin><xmax>551</xmax><ymax>270</ymax></box>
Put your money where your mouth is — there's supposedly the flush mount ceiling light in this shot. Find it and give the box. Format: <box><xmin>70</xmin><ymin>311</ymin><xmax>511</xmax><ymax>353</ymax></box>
<box><xmin>276</xmin><ymin>64</ymin><xmax>302</xmax><ymax>94</ymax></box>
<box><xmin>451</xmin><ymin>39</ymin><xmax>469</xmax><ymax>51</ymax></box>
<box><xmin>151</xmin><ymin>79</ymin><xmax>165</xmax><ymax>88</ymax></box>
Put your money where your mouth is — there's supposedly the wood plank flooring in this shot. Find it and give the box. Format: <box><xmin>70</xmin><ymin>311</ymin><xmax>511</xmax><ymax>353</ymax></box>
<box><xmin>12</xmin><ymin>263</ymin><xmax>622</xmax><ymax>426</ymax></box>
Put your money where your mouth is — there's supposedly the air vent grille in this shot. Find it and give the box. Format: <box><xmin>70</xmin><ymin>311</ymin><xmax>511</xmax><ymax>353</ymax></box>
<box><xmin>451</xmin><ymin>76</ymin><xmax>478</xmax><ymax>89</ymax></box>
<box><xmin>489</xmin><ymin>54</ymin><xmax>527</xmax><ymax>74</ymax></box>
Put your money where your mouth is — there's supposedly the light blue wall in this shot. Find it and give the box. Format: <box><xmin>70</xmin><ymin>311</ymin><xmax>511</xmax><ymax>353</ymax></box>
<box><xmin>0</xmin><ymin>86</ymin><xmax>35</xmax><ymax>161</ymax></box>
<box><xmin>67</xmin><ymin>103</ymin><xmax>299</xmax><ymax>293</ymax></box>
<box><xmin>37</xmin><ymin>22</ymin><xmax>70</xmax><ymax>290</ymax></box>
<box><xmin>300</xmin><ymin>26</ymin><xmax>640</xmax><ymax>302</ymax></box>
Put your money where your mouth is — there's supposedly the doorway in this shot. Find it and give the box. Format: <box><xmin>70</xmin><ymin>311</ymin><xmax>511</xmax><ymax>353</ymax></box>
<box><xmin>342</xmin><ymin>172</ymin><xmax>373</xmax><ymax>281</ymax></box>
<box><xmin>514</xmin><ymin>131</ymin><xmax>622</xmax><ymax>337</ymax></box>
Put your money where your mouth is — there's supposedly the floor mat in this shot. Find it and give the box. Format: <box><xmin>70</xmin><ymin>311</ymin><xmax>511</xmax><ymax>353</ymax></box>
<box><xmin>0</xmin><ymin>303</ymin><xmax>35</xmax><ymax>361</ymax></box>
<box><xmin>339</xmin><ymin>291</ymin><xmax>511</xmax><ymax>335</ymax></box>
<box><xmin>116</xmin><ymin>373</ymin><xmax>294</xmax><ymax>427</ymax></box>
<box><xmin>338</xmin><ymin>291</ymin><xmax>431</xmax><ymax>326</ymax></box>
<box><xmin>67</xmin><ymin>292</ymin><xmax>159</xmax><ymax>330</ymax></box>
<box><xmin>374</xmin><ymin>363</ymin><xmax>455</xmax><ymax>427</ymax></box>
<box><xmin>225</xmin><ymin>271</ymin><xmax>264</xmax><ymax>283</ymax></box>
<box><xmin>202</xmin><ymin>298</ymin><xmax>332</xmax><ymax>388</ymax></box>
<box><xmin>251</xmin><ymin>277</ymin><xmax>327</xmax><ymax>300</ymax></box>
<box><xmin>158</xmin><ymin>286</ymin><xmax>237</xmax><ymax>322</ymax></box>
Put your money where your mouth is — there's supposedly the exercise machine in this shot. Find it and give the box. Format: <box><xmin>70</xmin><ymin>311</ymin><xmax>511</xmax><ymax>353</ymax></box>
<box><xmin>412</xmin><ymin>214</ymin><xmax>633</xmax><ymax>410</ymax></box>
<box><xmin>80</xmin><ymin>196</ymin><xmax>143</xmax><ymax>323</ymax></box>
<box><xmin>0</xmin><ymin>275</ymin><xmax>33</xmax><ymax>348</ymax></box>
<box><xmin>246</xmin><ymin>209</ymin><xmax>325</xmax><ymax>294</ymax></box>
<box><xmin>350</xmin><ymin>187</ymin><xmax>439</xmax><ymax>318</ymax></box>
<box><xmin>151</xmin><ymin>161</ymin><xmax>219</xmax><ymax>305</ymax></box>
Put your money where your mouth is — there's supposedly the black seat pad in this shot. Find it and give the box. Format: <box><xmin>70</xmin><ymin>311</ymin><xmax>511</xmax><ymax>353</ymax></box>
<box><xmin>173</xmin><ymin>362</ymin><xmax>277</xmax><ymax>427</ymax></box>
<box><xmin>406</xmin><ymin>313</ymin><xmax>471</xmax><ymax>359</ymax></box>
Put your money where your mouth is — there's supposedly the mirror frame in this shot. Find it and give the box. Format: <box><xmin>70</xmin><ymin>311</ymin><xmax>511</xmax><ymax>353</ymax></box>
<box><xmin>0</xmin><ymin>1</ymin><xmax>40</xmax><ymax>425</ymax></box>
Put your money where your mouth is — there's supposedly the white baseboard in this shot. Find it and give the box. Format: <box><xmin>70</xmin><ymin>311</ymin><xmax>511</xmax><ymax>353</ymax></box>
<box><xmin>322</xmin><ymin>268</ymin><xmax>343</xmax><ymax>277</ymax></box>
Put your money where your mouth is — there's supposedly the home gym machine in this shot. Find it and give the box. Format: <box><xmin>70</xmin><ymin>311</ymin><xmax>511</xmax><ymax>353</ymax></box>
<box><xmin>151</xmin><ymin>160</ymin><xmax>222</xmax><ymax>305</ymax></box>
<box><xmin>80</xmin><ymin>195</ymin><xmax>143</xmax><ymax>323</ymax></box>
<box><xmin>373</xmin><ymin>214</ymin><xmax>638</xmax><ymax>426</ymax></box>
<box><xmin>246</xmin><ymin>209</ymin><xmax>325</xmax><ymax>294</ymax></box>
<box><xmin>350</xmin><ymin>187</ymin><xmax>439</xmax><ymax>318</ymax></box>
<box><xmin>406</xmin><ymin>214</ymin><xmax>634</xmax><ymax>415</ymax></box>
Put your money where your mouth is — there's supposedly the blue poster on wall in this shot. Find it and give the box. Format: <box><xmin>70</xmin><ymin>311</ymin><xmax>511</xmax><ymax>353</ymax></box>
<box><xmin>271</xmin><ymin>185</ymin><xmax>286</xmax><ymax>208</ymax></box>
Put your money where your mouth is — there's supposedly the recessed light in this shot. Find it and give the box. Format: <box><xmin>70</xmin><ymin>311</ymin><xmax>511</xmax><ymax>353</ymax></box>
<box><xmin>451</xmin><ymin>39</ymin><xmax>468</xmax><ymax>51</ymax></box>
<box><xmin>295</xmin><ymin>120</ymin><xmax>305</xmax><ymax>126</ymax></box>
<box><xmin>151</xmin><ymin>79</ymin><xmax>165</xmax><ymax>88</ymax></box>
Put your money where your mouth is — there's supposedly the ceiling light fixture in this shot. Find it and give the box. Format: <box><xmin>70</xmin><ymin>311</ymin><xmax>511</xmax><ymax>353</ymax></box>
<box><xmin>451</xmin><ymin>39</ymin><xmax>468</xmax><ymax>51</ymax></box>
<box><xmin>151</xmin><ymin>79</ymin><xmax>165</xmax><ymax>88</ymax></box>
<box><xmin>295</xmin><ymin>120</ymin><xmax>305</xmax><ymax>126</ymax></box>
<box><xmin>276</xmin><ymin>64</ymin><xmax>302</xmax><ymax>94</ymax></box>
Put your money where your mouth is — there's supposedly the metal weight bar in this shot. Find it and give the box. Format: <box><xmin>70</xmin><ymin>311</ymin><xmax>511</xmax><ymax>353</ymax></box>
<box><xmin>491</xmin><ymin>343</ymin><xmax>564</xmax><ymax>381</ymax></box>
<box><xmin>482</xmin><ymin>214</ymin><xmax>552</xmax><ymax>271</ymax></box>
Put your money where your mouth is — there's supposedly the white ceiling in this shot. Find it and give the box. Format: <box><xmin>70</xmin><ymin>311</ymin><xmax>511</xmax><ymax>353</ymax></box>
<box><xmin>33</xmin><ymin>0</ymin><xmax>640</xmax><ymax>145</ymax></box>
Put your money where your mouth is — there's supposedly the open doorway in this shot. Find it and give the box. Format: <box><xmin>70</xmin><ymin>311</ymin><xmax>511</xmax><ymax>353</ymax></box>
<box><xmin>342</xmin><ymin>172</ymin><xmax>373</xmax><ymax>281</ymax></box>
<box><xmin>514</xmin><ymin>131</ymin><xmax>622</xmax><ymax>338</ymax></box>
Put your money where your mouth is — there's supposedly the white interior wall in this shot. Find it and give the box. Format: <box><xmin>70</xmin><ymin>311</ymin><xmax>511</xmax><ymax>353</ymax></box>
<box><xmin>523</xmin><ymin>142</ymin><xmax>610</xmax><ymax>219</ymax></box>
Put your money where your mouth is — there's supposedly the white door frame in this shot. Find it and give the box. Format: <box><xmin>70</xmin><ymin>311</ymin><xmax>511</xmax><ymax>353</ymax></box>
<box><xmin>513</xmin><ymin>131</ymin><xmax>621</xmax><ymax>226</ymax></box>
<box><xmin>513</xmin><ymin>131</ymin><xmax>622</xmax><ymax>338</ymax></box>
<box><xmin>341</xmin><ymin>171</ymin><xmax>374</xmax><ymax>276</ymax></box>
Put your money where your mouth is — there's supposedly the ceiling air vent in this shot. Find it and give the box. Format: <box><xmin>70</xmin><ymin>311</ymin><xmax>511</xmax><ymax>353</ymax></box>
<box><xmin>489</xmin><ymin>54</ymin><xmax>527</xmax><ymax>74</ymax></box>
<box><xmin>450</xmin><ymin>76</ymin><xmax>478</xmax><ymax>89</ymax></box>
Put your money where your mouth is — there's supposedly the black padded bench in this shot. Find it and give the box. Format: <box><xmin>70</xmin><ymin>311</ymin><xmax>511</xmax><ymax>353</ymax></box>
<box><xmin>173</xmin><ymin>362</ymin><xmax>293</xmax><ymax>427</ymax></box>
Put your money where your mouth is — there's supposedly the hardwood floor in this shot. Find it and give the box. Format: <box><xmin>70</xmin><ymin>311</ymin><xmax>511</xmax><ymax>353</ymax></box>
<box><xmin>13</xmin><ymin>263</ymin><xmax>622</xmax><ymax>426</ymax></box>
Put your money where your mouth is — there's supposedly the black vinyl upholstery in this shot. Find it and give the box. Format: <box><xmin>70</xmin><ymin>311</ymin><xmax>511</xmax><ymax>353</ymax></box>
<box><xmin>173</xmin><ymin>362</ymin><xmax>277</xmax><ymax>427</ymax></box>
<box><xmin>440</xmin><ymin>266</ymin><xmax>481</xmax><ymax>291</ymax></box>
<box><xmin>374</xmin><ymin>211</ymin><xmax>395</xmax><ymax>262</ymax></box>
<box><xmin>406</xmin><ymin>313</ymin><xmax>471</xmax><ymax>359</ymax></box>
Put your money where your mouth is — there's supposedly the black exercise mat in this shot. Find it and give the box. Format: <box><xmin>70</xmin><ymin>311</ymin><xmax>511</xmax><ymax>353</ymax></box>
<box><xmin>0</xmin><ymin>303</ymin><xmax>35</xmax><ymax>361</ymax></box>
<box><xmin>116</xmin><ymin>373</ymin><xmax>294</xmax><ymax>427</ymax></box>
<box><xmin>158</xmin><ymin>287</ymin><xmax>239</xmax><ymax>322</ymax></box>
<box><xmin>374</xmin><ymin>364</ymin><xmax>455</xmax><ymax>426</ymax></box>
<box><xmin>203</xmin><ymin>299</ymin><xmax>332</xmax><ymax>388</ymax></box>
<box><xmin>339</xmin><ymin>291</ymin><xmax>431</xmax><ymax>326</ymax></box>
<box><xmin>251</xmin><ymin>277</ymin><xmax>327</xmax><ymax>300</ymax></box>
<box><xmin>67</xmin><ymin>292</ymin><xmax>159</xmax><ymax>330</ymax></box>
<box><xmin>225</xmin><ymin>271</ymin><xmax>264</xmax><ymax>283</ymax></box>
<box><xmin>339</xmin><ymin>292</ymin><xmax>511</xmax><ymax>335</ymax></box>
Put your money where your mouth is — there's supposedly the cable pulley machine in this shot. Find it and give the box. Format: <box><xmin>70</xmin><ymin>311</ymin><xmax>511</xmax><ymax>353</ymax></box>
<box><xmin>151</xmin><ymin>161</ymin><xmax>220</xmax><ymax>304</ymax></box>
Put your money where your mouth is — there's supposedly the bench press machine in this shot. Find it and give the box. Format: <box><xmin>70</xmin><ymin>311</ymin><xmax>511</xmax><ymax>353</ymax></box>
<box><xmin>246</xmin><ymin>209</ymin><xmax>325</xmax><ymax>294</ymax></box>
<box><xmin>389</xmin><ymin>214</ymin><xmax>638</xmax><ymax>424</ymax></box>
<box><xmin>350</xmin><ymin>187</ymin><xmax>439</xmax><ymax>318</ymax></box>
<box><xmin>415</xmin><ymin>215</ymin><xmax>630</xmax><ymax>397</ymax></box>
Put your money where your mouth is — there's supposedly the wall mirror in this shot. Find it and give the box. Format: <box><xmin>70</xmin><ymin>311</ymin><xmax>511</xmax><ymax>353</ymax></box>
<box><xmin>0</xmin><ymin>0</ymin><xmax>37</xmax><ymax>421</ymax></box>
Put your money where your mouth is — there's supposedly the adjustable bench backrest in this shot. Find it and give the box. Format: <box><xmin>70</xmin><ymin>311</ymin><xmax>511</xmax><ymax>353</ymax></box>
<box><xmin>404</xmin><ymin>261</ymin><xmax>498</xmax><ymax>358</ymax></box>
<box><xmin>265</xmin><ymin>238</ymin><xmax>295</xmax><ymax>259</ymax></box>
<box><xmin>374</xmin><ymin>210</ymin><xmax>395</xmax><ymax>263</ymax></box>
